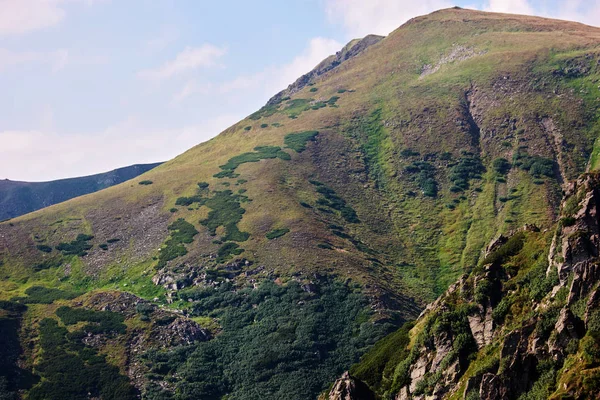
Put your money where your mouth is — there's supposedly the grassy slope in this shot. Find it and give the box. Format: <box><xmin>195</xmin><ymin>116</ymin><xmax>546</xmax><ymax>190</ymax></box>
<box><xmin>2</xmin><ymin>8</ymin><xmax>600</xmax><ymax>309</ymax></box>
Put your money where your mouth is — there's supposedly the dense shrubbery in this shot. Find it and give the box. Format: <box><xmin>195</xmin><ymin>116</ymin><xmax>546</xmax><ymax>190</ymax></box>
<box><xmin>492</xmin><ymin>158</ymin><xmax>511</xmax><ymax>175</ymax></box>
<box><xmin>266</xmin><ymin>228</ymin><xmax>290</xmax><ymax>240</ymax></box>
<box><xmin>56</xmin><ymin>234</ymin><xmax>94</xmax><ymax>257</ymax></box>
<box><xmin>143</xmin><ymin>279</ymin><xmax>392</xmax><ymax>400</ymax></box>
<box><xmin>28</xmin><ymin>318</ymin><xmax>135</xmax><ymax>400</ymax></box>
<box><xmin>201</xmin><ymin>190</ymin><xmax>250</xmax><ymax>242</ymax></box>
<box><xmin>482</xmin><ymin>232</ymin><xmax>526</xmax><ymax>265</ymax></box>
<box><xmin>284</xmin><ymin>131</ymin><xmax>319</xmax><ymax>153</ymax></box>
<box><xmin>139</xmin><ymin>180</ymin><xmax>153</xmax><ymax>185</ymax></box>
<box><xmin>12</xmin><ymin>286</ymin><xmax>78</xmax><ymax>304</ymax></box>
<box><xmin>36</xmin><ymin>244</ymin><xmax>52</xmax><ymax>253</ymax></box>
<box><xmin>157</xmin><ymin>219</ymin><xmax>198</xmax><ymax>267</ymax></box>
<box><xmin>512</xmin><ymin>148</ymin><xmax>555</xmax><ymax>178</ymax></box>
<box><xmin>404</xmin><ymin>161</ymin><xmax>437</xmax><ymax>197</ymax></box>
<box><xmin>55</xmin><ymin>306</ymin><xmax>126</xmax><ymax>334</ymax></box>
<box><xmin>216</xmin><ymin>242</ymin><xmax>244</xmax><ymax>263</ymax></box>
<box><xmin>448</xmin><ymin>152</ymin><xmax>485</xmax><ymax>192</ymax></box>
<box><xmin>311</xmin><ymin>180</ymin><xmax>360</xmax><ymax>223</ymax></box>
<box><xmin>214</xmin><ymin>146</ymin><xmax>290</xmax><ymax>178</ymax></box>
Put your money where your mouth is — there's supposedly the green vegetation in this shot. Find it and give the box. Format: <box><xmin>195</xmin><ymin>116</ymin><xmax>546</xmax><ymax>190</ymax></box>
<box><xmin>216</xmin><ymin>242</ymin><xmax>244</xmax><ymax>263</ymax></box>
<box><xmin>201</xmin><ymin>190</ymin><xmax>250</xmax><ymax>242</ymax></box>
<box><xmin>36</xmin><ymin>244</ymin><xmax>52</xmax><ymax>253</ymax></box>
<box><xmin>260</xmin><ymin>123</ymin><xmax>269</xmax><ymax>128</ymax></box>
<box><xmin>157</xmin><ymin>218</ymin><xmax>199</xmax><ymax>267</ymax></box>
<box><xmin>404</xmin><ymin>161</ymin><xmax>438</xmax><ymax>197</ymax></box>
<box><xmin>266</xmin><ymin>228</ymin><xmax>290</xmax><ymax>240</ymax></box>
<box><xmin>142</xmin><ymin>279</ymin><xmax>392</xmax><ymax>400</ymax></box>
<box><xmin>56</xmin><ymin>234</ymin><xmax>94</xmax><ymax>257</ymax></box>
<box><xmin>215</xmin><ymin>146</ymin><xmax>290</xmax><ymax>178</ymax></box>
<box><xmin>311</xmin><ymin>180</ymin><xmax>360</xmax><ymax>223</ymax></box>
<box><xmin>284</xmin><ymin>131</ymin><xmax>319</xmax><ymax>153</ymax></box>
<box><xmin>56</xmin><ymin>306</ymin><xmax>126</xmax><ymax>334</ymax></box>
<box><xmin>482</xmin><ymin>232</ymin><xmax>526</xmax><ymax>265</ymax></box>
<box><xmin>449</xmin><ymin>152</ymin><xmax>485</xmax><ymax>192</ymax></box>
<box><xmin>493</xmin><ymin>158</ymin><xmax>511</xmax><ymax>175</ymax></box>
<box><xmin>28</xmin><ymin>317</ymin><xmax>135</xmax><ymax>400</ymax></box>
<box><xmin>12</xmin><ymin>286</ymin><xmax>78</xmax><ymax>304</ymax></box>
<box><xmin>309</xmin><ymin>87</ymin><xmax>318</xmax><ymax>92</ymax></box>
<box><xmin>512</xmin><ymin>148</ymin><xmax>555</xmax><ymax>178</ymax></box>
<box><xmin>139</xmin><ymin>180</ymin><xmax>153</xmax><ymax>185</ymax></box>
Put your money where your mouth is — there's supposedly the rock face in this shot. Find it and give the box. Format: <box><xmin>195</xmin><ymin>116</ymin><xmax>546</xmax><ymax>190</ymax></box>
<box><xmin>328</xmin><ymin>372</ymin><xmax>376</xmax><ymax>400</ymax></box>
<box><xmin>266</xmin><ymin>35</ymin><xmax>384</xmax><ymax>105</ymax></box>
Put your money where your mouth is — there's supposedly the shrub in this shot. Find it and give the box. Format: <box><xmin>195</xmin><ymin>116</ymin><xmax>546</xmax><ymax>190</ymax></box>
<box><xmin>492</xmin><ymin>158</ymin><xmax>511</xmax><ymax>175</ymax></box>
<box><xmin>201</xmin><ymin>190</ymin><xmax>250</xmax><ymax>242</ymax></box>
<box><xmin>217</xmin><ymin>242</ymin><xmax>244</xmax><ymax>263</ymax></box>
<box><xmin>483</xmin><ymin>232</ymin><xmax>526</xmax><ymax>265</ymax></box>
<box><xmin>139</xmin><ymin>180</ymin><xmax>153</xmax><ymax>185</ymax></box>
<box><xmin>56</xmin><ymin>234</ymin><xmax>94</xmax><ymax>257</ymax></box>
<box><xmin>215</xmin><ymin>146</ymin><xmax>290</xmax><ymax>178</ymax></box>
<box><xmin>99</xmin><ymin>243</ymin><xmax>108</xmax><ymax>250</ymax></box>
<box><xmin>400</xmin><ymin>149</ymin><xmax>420</xmax><ymax>158</ymax></box>
<box><xmin>260</xmin><ymin>123</ymin><xmax>268</xmax><ymax>128</ymax></box>
<box><xmin>284</xmin><ymin>131</ymin><xmax>319</xmax><ymax>153</ymax></box>
<box><xmin>512</xmin><ymin>149</ymin><xmax>555</xmax><ymax>178</ymax></box>
<box><xmin>309</xmin><ymin>87</ymin><xmax>318</xmax><ymax>92</ymax></box>
<box><xmin>266</xmin><ymin>228</ymin><xmax>290</xmax><ymax>240</ymax></box>
<box><xmin>311</xmin><ymin>181</ymin><xmax>360</xmax><ymax>223</ymax></box>
<box><xmin>36</xmin><ymin>244</ymin><xmax>52</xmax><ymax>253</ymax></box>
<box><xmin>448</xmin><ymin>152</ymin><xmax>485</xmax><ymax>192</ymax></box>
<box><xmin>197</xmin><ymin>182</ymin><xmax>209</xmax><ymax>190</ymax></box>
<box><xmin>157</xmin><ymin>219</ymin><xmax>199</xmax><ymax>267</ymax></box>
<box><xmin>244</xmin><ymin>126</ymin><xmax>252</xmax><ymax>131</ymax></box>
<box><xmin>12</xmin><ymin>286</ymin><xmax>78</xmax><ymax>304</ymax></box>
<box><xmin>107</xmin><ymin>238</ymin><xmax>120</xmax><ymax>244</ymax></box>
<box><xmin>56</xmin><ymin>306</ymin><xmax>126</xmax><ymax>334</ymax></box>
<box><xmin>170</xmin><ymin>208</ymin><xmax>178</xmax><ymax>213</ymax></box>
<box><xmin>337</xmin><ymin>89</ymin><xmax>347</xmax><ymax>93</ymax></box>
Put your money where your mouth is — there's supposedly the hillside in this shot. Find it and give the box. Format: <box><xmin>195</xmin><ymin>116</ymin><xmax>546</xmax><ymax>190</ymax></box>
<box><xmin>1</xmin><ymin>7</ymin><xmax>600</xmax><ymax>399</ymax></box>
<box><xmin>0</xmin><ymin>163</ymin><xmax>162</xmax><ymax>220</ymax></box>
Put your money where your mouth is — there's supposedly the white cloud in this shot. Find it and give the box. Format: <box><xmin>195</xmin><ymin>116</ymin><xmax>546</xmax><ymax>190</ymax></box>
<box><xmin>325</xmin><ymin>0</ymin><xmax>452</xmax><ymax>37</ymax></box>
<box><xmin>0</xmin><ymin>0</ymin><xmax>103</xmax><ymax>36</ymax></box>
<box><xmin>138</xmin><ymin>44</ymin><xmax>227</xmax><ymax>80</ymax></box>
<box><xmin>0</xmin><ymin>113</ymin><xmax>241</xmax><ymax>181</ymax></box>
<box><xmin>173</xmin><ymin>37</ymin><xmax>343</xmax><ymax>104</ymax></box>
<box><xmin>483</xmin><ymin>0</ymin><xmax>534</xmax><ymax>15</ymax></box>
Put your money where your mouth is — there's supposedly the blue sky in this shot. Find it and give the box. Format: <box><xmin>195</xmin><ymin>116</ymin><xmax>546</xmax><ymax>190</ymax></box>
<box><xmin>1</xmin><ymin>0</ymin><xmax>599</xmax><ymax>181</ymax></box>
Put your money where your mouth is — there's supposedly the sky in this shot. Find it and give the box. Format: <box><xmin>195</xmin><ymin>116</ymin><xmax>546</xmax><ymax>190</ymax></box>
<box><xmin>1</xmin><ymin>0</ymin><xmax>599</xmax><ymax>181</ymax></box>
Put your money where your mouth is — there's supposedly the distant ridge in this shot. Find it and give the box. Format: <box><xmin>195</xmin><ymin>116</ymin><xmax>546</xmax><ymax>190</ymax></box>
<box><xmin>0</xmin><ymin>162</ymin><xmax>162</xmax><ymax>220</ymax></box>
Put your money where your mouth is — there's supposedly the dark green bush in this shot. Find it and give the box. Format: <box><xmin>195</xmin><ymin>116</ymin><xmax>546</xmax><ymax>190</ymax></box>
<box><xmin>107</xmin><ymin>238</ymin><xmax>120</xmax><ymax>244</ymax></box>
<box><xmin>56</xmin><ymin>306</ymin><xmax>126</xmax><ymax>334</ymax></box>
<box><xmin>215</xmin><ymin>146</ymin><xmax>290</xmax><ymax>178</ymax></box>
<box><xmin>56</xmin><ymin>234</ymin><xmax>94</xmax><ymax>257</ymax></box>
<box><xmin>216</xmin><ymin>242</ymin><xmax>244</xmax><ymax>263</ymax></box>
<box><xmin>139</xmin><ymin>180</ymin><xmax>153</xmax><ymax>185</ymax></box>
<box><xmin>36</xmin><ymin>244</ymin><xmax>52</xmax><ymax>253</ymax></box>
<box><xmin>482</xmin><ymin>232</ymin><xmax>525</xmax><ymax>265</ymax></box>
<box><xmin>11</xmin><ymin>286</ymin><xmax>78</xmax><ymax>304</ymax></box>
<box><xmin>309</xmin><ymin>87</ymin><xmax>318</xmax><ymax>92</ymax></box>
<box><xmin>266</xmin><ymin>228</ymin><xmax>290</xmax><ymax>240</ymax></box>
<box><xmin>492</xmin><ymin>158</ymin><xmax>511</xmax><ymax>175</ymax></box>
<box><xmin>244</xmin><ymin>126</ymin><xmax>252</xmax><ymax>131</ymax></box>
<box><xmin>157</xmin><ymin>219</ymin><xmax>198</xmax><ymax>267</ymax></box>
<box><xmin>512</xmin><ymin>149</ymin><xmax>555</xmax><ymax>178</ymax></box>
<box><xmin>448</xmin><ymin>152</ymin><xmax>485</xmax><ymax>192</ymax></box>
<box><xmin>311</xmin><ymin>181</ymin><xmax>360</xmax><ymax>223</ymax></box>
<box><xmin>99</xmin><ymin>243</ymin><xmax>108</xmax><ymax>250</ymax></box>
<box><xmin>284</xmin><ymin>131</ymin><xmax>319</xmax><ymax>153</ymax></box>
<box><xmin>201</xmin><ymin>190</ymin><xmax>250</xmax><ymax>242</ymax></box>
<box><xmin>260</xmin><ymin>123</ymin><xmax>269</xmax><ymax>128</ymax></box>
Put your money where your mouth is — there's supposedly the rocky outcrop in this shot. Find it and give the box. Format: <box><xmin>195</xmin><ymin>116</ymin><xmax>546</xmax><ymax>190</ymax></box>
<box><xmin>328</xmin><ymin>372</ymin><xmax>376</xmax><ymax>400</ymax></box>
<box><xmin>266</xmin><ymin>35</ymin><xmax>384</xmax><ymax>105</ymax></box>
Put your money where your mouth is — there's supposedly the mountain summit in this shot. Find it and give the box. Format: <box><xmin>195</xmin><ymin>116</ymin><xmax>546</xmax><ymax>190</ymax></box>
<box><xmin>1</xmin><ymin>7</ymin><xmax>600</xmax><ymax>399</ymax></box>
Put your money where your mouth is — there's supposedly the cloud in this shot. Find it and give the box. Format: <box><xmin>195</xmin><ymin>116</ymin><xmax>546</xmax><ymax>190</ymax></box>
<box><xmin>0</xmin><ymin>0</ymin><xmax>103</xmax><ymax>36</ymax></box>
<box><xmin>325</xmin><ymin>0</ymin><xmax>453</xmax><ymax>37</ymax></box>
<box><xmin>173</xmin><ymin>37</ymin><xmax>343</xmax><ymax>103</ymax></box>
<box><xmin>0</xmin><ymin>113</ymin><xmax>241</xmax><ymax>181</ymax></box>
<box><xmin>483</xmin><ymin>0</ymin><xmax>534</xmax><ymax>15</ymax></box>
<box><xmin>138</xmin><ymin>44</ymin><xmax>227</xmax><ymax>80</ymax></box>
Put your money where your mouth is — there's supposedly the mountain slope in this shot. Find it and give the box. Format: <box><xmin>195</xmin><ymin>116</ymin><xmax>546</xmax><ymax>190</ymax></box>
<box><xmin>330</xmin><ymin>172</ymin><xmax>600</xmax><ymax>399</ymax></box>
<box><xmin>1</xmin><ymin>7</ymin><xmax>600</xmax><ymax>399</ymax></box>
<box><xmin>0</xmin><ymin>162</ymin><xmax>162</xmax><ymax>220</ymax></box>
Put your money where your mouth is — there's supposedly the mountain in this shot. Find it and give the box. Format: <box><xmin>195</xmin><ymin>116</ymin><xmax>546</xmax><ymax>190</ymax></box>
<box><xmin>1</xmin><ymin>7</ymin><xmax>600</xmax><ymax>400</ymax></box>
<box><xmin>0</xmin><ymin>162</ymin><xmax>162</xmax><ymax>220</ymax></box>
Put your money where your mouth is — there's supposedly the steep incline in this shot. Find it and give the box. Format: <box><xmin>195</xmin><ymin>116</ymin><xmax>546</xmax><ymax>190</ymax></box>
<box><xmin>1</xmin><ymin>7</ymin><xmax>600</xmax><ymax>400</ymax></box>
